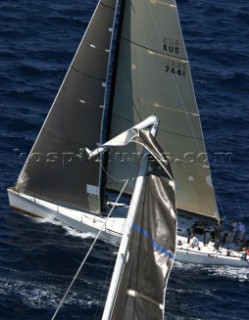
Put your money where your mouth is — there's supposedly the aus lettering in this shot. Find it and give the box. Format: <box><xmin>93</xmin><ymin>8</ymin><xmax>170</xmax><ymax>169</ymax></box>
<box><xmin>163</xmin><ymin>44</ymin><xmax>179</xmax><ymax>54</ymax></box>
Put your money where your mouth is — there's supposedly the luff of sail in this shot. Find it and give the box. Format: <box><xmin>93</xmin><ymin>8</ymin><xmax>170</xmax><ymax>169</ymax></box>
<box><xmin>108</xmin><ymin>0</ymin><xmax>219</xmax><ymax>220</ymax></box>
<box><xmin>15</xmin><ymin>0</ymin><xmax>117</xmax><ymax>214</ymax></box>
<box><xmin>102</xmin><ymin>128</ymin><xmax>177</xmax><ymax>319</ymax></box>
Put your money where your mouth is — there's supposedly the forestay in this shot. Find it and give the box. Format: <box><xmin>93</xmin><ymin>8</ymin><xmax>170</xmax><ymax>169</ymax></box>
<box><xmin>15</xmin><ymin>0</ymin><xmax>117</xmax><ymax>213</ymax></box>
<box><xmin>108</xmin><ymin>0</ymin><xmax>219</xmax><ymax>219</ymax></box>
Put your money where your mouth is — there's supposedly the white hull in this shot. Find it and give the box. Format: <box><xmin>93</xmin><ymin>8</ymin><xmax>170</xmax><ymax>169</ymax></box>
<box><xmin>176</xmin><ymin>243</ymin><xmax>248</xmax><ymax>267</ymax></box>
<box><xmin>175</xmin><ymin>250</ymin><xmax>248</xmax><ymax>267</ymax></box>
<box><xmin>7</xmin><ymin>188</ymin><xmax>123</xmax><ymax>247</ymax></box>
<box><xmin>8</xmin><ymin>189</ymin><xmax>249</xmax><ymax>268</ymax></box>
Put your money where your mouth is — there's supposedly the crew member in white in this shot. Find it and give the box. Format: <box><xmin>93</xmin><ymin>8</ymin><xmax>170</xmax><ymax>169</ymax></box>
<box><xmin>191</xmin><ymin>233</ymin><xmax>199</xmax><ymax>249</ymax></box>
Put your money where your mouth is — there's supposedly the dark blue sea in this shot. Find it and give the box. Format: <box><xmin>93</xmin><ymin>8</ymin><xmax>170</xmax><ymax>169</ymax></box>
<box><xmin>0</xmin><ymin>0</ymin><xmax>249</xmax><ymax>319</ymax></box>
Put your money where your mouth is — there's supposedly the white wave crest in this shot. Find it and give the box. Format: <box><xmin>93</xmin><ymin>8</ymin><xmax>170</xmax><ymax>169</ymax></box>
<box><xmin>64</xmin><ymin>226</ymin><xmax>95</xmax><ymax>239</ymax></box>
<box><xmin>0</xmin><ymin>277</ymin><xmax>101</xmax><ymax>310</ymax></box>
<box><xmin>38</xmin><ymin>215</ymin><xmax>95</xmax><ymax>239</ymax></box>
<box><xmin>174</xmin><ymin>261</ymin><xmax>249</xmax><ymax>282</ymax></box>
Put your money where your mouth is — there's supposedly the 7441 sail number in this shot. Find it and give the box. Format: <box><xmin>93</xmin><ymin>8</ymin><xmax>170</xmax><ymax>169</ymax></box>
<box><xmin>165</xmin><ymin>65</ymin><xmax>186</xmax><ymax>77</ymax></box>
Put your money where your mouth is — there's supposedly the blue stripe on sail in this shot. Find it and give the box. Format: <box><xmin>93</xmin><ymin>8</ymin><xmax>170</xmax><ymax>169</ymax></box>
<box><xmin>132</xmin><ymin>224</ymin><xmax>174</xmax><ymax>260</ymax></box>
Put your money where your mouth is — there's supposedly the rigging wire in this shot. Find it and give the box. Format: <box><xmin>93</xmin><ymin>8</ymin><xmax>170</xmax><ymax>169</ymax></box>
<box><xmin>50</xmin><ymin>178</ymin><xmax>129</xmax><ymax>320</ymax></box>
<box><xmin>100</xmin><ymin>150</ymin><xmax>141</xmax><ymax>183</ymax></box>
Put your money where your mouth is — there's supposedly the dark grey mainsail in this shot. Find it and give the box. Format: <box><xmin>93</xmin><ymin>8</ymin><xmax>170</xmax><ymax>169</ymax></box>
<box><xmin>102</xmin><ymin>128</ymin><xmax>177</xmax><ymax>319</ymax></box>
<box><xmin>15</xmin><ymin>0</ymin><xmax>117</xmax><ymax>213</ymax></box>
<box><xmin>108</xmin><ymin>0</ymin><xmax>219</xmax><ymax>220</ymax></box>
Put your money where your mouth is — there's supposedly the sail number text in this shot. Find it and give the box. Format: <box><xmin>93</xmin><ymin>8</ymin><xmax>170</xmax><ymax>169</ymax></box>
<box><xmin>165</xmin><ymin>65</ymin><xmax>186</xmax><ymax>76</ymax></box>
<box><xmin>163</xmin><ymin>37</ymin><xmax>186</xmax><ymax>77</ymax></box>
<box><xmin>162</xmin><ymin>37</ymin><xmax>180</xmax><ymax>55</ymax></box>
<box><xmin>165</xmin><ymin>60</ymin><xmax>186</xmax><ymax>77</ymax></box>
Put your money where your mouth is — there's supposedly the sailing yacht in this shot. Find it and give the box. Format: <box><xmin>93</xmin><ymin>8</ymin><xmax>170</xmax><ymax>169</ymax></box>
<box><xmin>8</xmin><ymin>0</ymin><xmax>248</xmax><ymax>267</ymax></box>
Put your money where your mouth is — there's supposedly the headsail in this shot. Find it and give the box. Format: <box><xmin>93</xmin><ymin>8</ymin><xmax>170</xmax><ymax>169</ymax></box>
<box><xmin>101</xmin><ymin>126</ymin><xmax>177</xmax><ymax>319</ymax></box>
<box><xmin>15</xmin><ymin>0</ymin><xmax>117</xmax><ymax>213</ymax></box>
<box><xmin>108</xmin><ymin>0</ymin><xmax>219</xmax><ymax>220</ymax></box>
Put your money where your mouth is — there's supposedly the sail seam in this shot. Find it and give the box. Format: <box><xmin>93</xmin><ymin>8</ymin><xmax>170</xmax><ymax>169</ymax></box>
<box><xmin>112</xmin><ymin>114</ymin><xmax>204</xmax><ymax>141</ymax></box>
<box><xmin>100</xmin><ymin>1</ymin><xmax>116</xmax><ymax>10</ymax></box>
<box><xmin>177</xmin><ymin>204</ymin><xmax>219</xmax><ymax>220</ymax></box>
<box><xmin>127</xmin><ymin>289</ymin><xmax>163</xmax><ymax>310</ymax></box>
<box><xmin>137</xmin><ymin>97</ymin><xmax>200</xmax><ymax>117</ymax></box>
<box><xmin>58</xmin><ymin>87</ymin><xmax>104</xmax><ymax>108</ymax></box>
<box><xmin>120</xmin><ymin>36</ymin><xmax>188</xmax><ymax>63</ymax></box>
<box><xmin>41</xmin><ymin>128</ymin><xmax>92</xmax><ymax>147</ymax></box>
<box><xmin>71</xmin><ymin>66</ymin><xmax>106</xmax><ymax>82</ymax></box>
<box><xmin>148</xmin><ymin>0</ymin><xmax>176</xmax><ymax>8</ymax></box>
<box><xmin>155</xmin><ymin>1</ymin><xmax>176</xmax><ymax>8</ymax></box>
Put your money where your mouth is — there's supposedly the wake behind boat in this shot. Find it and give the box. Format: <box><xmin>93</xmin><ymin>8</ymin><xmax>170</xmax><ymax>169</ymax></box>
<box><xmin>8</xmin><ymin>0</ymin><xmax>248</xmax><ymax>274</ymax></box>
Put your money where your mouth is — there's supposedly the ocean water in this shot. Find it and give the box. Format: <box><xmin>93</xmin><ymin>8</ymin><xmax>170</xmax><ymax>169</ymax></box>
<box><xmin>0</xmin><ymin>0</ymin><xmax>249</xmax><ymax>319</ymax></box>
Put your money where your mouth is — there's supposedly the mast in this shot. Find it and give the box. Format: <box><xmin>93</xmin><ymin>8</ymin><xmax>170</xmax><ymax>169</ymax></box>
<box><xmin>100</xmin><ymin>0</ymin><xmax>127</xmax><ymax>210</ymax></box>
<box><xmin>104</xmin><ymin>0</ymin><xmax>126</xmax><ymax>143</ymax></box>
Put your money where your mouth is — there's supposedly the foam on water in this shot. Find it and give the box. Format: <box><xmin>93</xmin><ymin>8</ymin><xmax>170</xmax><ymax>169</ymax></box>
<box><xmin>0</xmin><ymin>277</ymin><xmax>57</xmax><ymax>309</ymax></box>
<box><xmin>174</xmin><ymin>260</ymin><xmax>249</xmax><ymax>282</ymax></box>
<box><xmin>38</xmin><ymin>214</ymin><xmax>63</xmax><ymax>226</ymax></box>
<box><xmin>38</xmin><ymin>214</ymin><xmax>95</xmax><ymax>239</ymax></box>
<box><xmin>64</xmin><ymin>226</ymin><xmax>95</xmax><ymax>240</ymax></box>
<box><xmin>208</xmin><ymin>266</ymin><xmax>249</xmax><ymax>283</ymax></box>
<box><xmin>0</xmin><ymin>276</ymin><xmax>101</xmax><ymax>312</ymax></box>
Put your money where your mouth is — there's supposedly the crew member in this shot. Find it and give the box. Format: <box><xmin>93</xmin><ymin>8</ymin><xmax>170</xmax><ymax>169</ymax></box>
<box><xmin>191</xmin><ymin>233</ymin><xmax>199</xmax><ymax>249</ymax></box>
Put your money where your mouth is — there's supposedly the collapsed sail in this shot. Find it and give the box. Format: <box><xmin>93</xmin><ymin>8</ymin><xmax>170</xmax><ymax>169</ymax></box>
<box><xmin>15</xmin><ymin>0</ymin><xmax>117</xmax><ymax>213</ymax></box>
<box><xmin>103</xmin><ymin>128</ymin><xmax>177</xmax><ymax>319</ymax></box>
<box><xmin>108</xmin><ymin>0</ymin><xmax>219</xmax><ymax>219</ymax></box>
